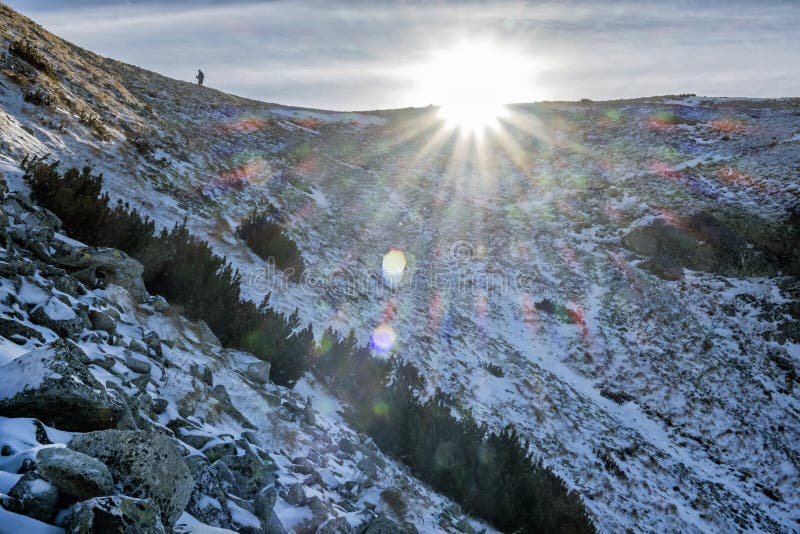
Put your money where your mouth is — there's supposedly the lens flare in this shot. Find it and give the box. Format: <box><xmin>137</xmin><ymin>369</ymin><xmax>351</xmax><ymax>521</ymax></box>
<box><xmin>382</xmin><ymin>248</ymin><xmax>407</xmax><ymax>287</ymax></box>
<box><xmin>371</xmin><ymin>323</ymin><xmax>397</xmax><ymax>353</ymax></box>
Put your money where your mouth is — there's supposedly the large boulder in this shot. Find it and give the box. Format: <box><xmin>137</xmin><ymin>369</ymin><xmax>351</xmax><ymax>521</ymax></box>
<box><xmin>55</xmin><ymin>246</ymin><xmax>148</xmax><ymax>302</ymax></box>
<box><xmin>6</xmin><ymin>471</ymin><xmax>59</xmax><ymax>522</ymax></box>
<box><xmin>68</xmin><ymin>430</ymin><xmax>193</xmax><ymax>526</ymax></box>
<box><xmin>185</xmin><ymin>455</ymin><xmax>233</xmax><ymax>529</ymax></box>
<box><xmin>36</xmin><ymin>447</ymin><xmax>114</xmax><ymax>499</ymax></box>
<box><xmin>29</xmin><ymin>297</ymin><xmax>87</xmax><ymax>338</ymax></box>
<box><xmin>245</xmin><ymin>361</ymin><xmax>271</xmax><ymax>384</ymax></box>
<box><xmin>211</xmin><ymin>446</ymin><xmax>274</xmax><ymax>500</ymax></box>
<box><xmin>65</xmin><ymin>495</ymin><xmax>166</xmax><ymax>534</ymax></box>
<box><xmin>0</xmin><ymin>341</ymin><xmax>132</xmax><ymax>431</ymax></box>
<box><xmin>319</xmin><ymin>517</ymin><xmax>354</xmax><ymax>534</ymax></box>
<box><xmin>87</xmin><ymin>309</ymin><xmax>116</xmax><ymax>334</ymax></box>
<box><xmin>357</xmin><ymin>516</ymin><xmax>404</xmax><ymax>534</ymax></box>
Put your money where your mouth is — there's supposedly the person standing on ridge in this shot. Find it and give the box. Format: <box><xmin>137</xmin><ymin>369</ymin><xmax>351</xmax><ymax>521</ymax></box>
<box><xmin>196</xmin><ymin>69</ymin><xmax>204</xmax><ymax>86</ymax></box>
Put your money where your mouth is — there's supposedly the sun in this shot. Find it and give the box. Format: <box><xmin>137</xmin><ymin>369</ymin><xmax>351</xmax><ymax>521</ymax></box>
<box><xmin>414</xmin><ymin>41</ymin><xmax>530</xmax><ymax>132</ymax></box>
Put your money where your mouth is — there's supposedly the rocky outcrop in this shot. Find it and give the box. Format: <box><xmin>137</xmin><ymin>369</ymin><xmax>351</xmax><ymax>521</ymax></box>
<box><xmin>6</xmin><ymin>472</ymin><xmax>59</xmax><ymax>522</ymax></box>
<box><xmin>68</xmin><ymin>430</ymin><xmax>193</xmax><ymax>526</ymax></box>
<box><xmin>0</xmin><ymin>340</ymin><xmax>132</xmax><ymax>431</ymax></box>
<box><xmin>245</xmin><ymin>361</ymin><xmax>271</xmax><ymax>384</ymax></box>
<box><xmin>29</xmin><ymin>297</ymin><xmax>87</xmax><ymax>338</ymax></box>
<box><xmin>36</xmin><ymin>447</ymin><xmax>114</xmax><ymax>499</ymax></box>
<box><xmin>55</xmin><ymin>246</ymin><xmax>148</xmax><ymax>303</ymax></box>
<box><xmin>622</xmin><ymin>211</ymin><xmax>774</xmax><ymax>279</ymax></box>
<box><xmin>357</xmin><ymin>516</ymin><xmax>404</xmax><ymax>534</ymax></box>
<box><xmin>65</xmin><ymin>495</ymin><xmax>166</xmax><ymax>534</ymax></box>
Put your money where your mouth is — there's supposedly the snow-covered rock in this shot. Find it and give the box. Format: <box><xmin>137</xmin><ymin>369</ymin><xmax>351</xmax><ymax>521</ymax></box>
<box><xmin>65</xmin><ymin>495</ymin><xmax>166</xmax><ymax>534</ymax></box>
<box><xmin>0</xmin><ymin>341</ymin><xmax>131</xmax><ymax>432</ymax></box>
<box><xmin>68</xmin><ymin>430</ymin><xmax>192</xmax><ymax>527</ymax></box>
<box><xmin>36</xmin><ymin>447</ymin><xmax>114</xmax><ymax>500</ymax></box>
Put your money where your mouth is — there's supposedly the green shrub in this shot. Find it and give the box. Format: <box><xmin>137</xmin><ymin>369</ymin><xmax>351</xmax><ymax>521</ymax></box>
<box><xmin>79</xmin><ymin>112</ymin><xmax>111</xmax><ymax>141</ymax></box>
<box><xmin>315</xmin><ymin>332</ymin><xmax>595</xmax><ymax>533</ymax></box>
<box><xmin>237</xmin><ymin>209</ymin><xmax>304</xmax><ymax>281</ymax></box>
<box><xmin>23</xmin><ymin>87</ymin><xmax>52</xmax><ymax>107</ymax></box>
<box><xmin>23</xmin><ymin>160</ymin><xmax>312</xmax><ymax>386</ymax></box>
<box><xmin>9</xmin><ymin>37</ymin><xmax>58</xmax><ymax>80</ymax></box>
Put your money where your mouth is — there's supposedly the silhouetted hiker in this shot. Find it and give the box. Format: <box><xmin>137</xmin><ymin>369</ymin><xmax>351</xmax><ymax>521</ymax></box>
<box><xmin>196</xmin><ymin>69</ymin><xmax>204</xmax><ymax>86</ymax></box>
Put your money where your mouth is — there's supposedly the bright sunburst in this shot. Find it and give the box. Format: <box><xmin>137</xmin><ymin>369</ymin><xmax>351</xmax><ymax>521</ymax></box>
<box><xmin>414</xmin><ymin>41</ymin><xmax>530</xmax><ymax>132</ymax></box>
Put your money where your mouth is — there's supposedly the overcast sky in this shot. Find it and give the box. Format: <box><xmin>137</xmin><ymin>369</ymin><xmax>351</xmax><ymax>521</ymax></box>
<box><xmin>7</xmin><ymin>1</ymin><xmax>800</xmax><ymax>110</ymax></box>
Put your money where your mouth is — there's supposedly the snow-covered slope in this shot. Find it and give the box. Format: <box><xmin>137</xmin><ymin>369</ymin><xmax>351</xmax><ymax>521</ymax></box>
<box><xmin>1</xmin><ymin>5</ymin><xmax>799</xmax><ymax>533</ymax></box>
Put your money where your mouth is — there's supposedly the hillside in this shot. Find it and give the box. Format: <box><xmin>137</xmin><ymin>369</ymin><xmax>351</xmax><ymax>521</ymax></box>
<box><xmin>1</xmin><ymin>3</ymin><xmax>800</xmax><ymax>533</ymax></box>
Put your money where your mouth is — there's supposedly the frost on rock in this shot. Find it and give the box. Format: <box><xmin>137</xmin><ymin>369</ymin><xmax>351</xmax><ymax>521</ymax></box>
<box><xmin>0</xmin><ymin>341</ymin><xmax>130</xmax><ymax>432</ymax></box>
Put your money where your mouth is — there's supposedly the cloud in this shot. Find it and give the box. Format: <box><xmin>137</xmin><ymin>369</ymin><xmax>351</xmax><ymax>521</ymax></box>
<box><xmin>6</xmin><ymin>1</ymin><xmax>799</xmax><ymax>109</ymax></box>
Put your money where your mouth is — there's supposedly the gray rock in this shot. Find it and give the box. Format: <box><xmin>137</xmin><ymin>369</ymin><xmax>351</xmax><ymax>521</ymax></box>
<box><xmin>203</xmin><ymin>440</ymin><xmax>237</xmax><ymax>463</ymax></box>
<box><xmin>185</xmin><ymin>457</ymin><xmax>232</xmax><ymax>528</ymax></box>
<box><xmin>127</xmin><ymin>339</ymin><xmax>148</xmax><ymax>354</ymax></box>
<box><xmin>357</xmin><ymin>516</ymin><xmax>404</xmax><ymax>534</ymax></box>
<box><xmin>88</xmin><ymin>309</ymin><xmax>116</xmax><ymax>334</ymax></box>
<box><xmin>150</xmin><ymin>295</ymin><xmax>169</xmax><ymax>312</ymax></box>
<box><xmin>245</xmin><ymin>361</ymin><xmax>271</xmax><ymax>384</ymax></box>
<box><xmin>261</xmin><ymin>508</ymin><xmax>288</xmax><ymax>534</ymax></box>
<box><xmin>303</xmin><ymin>396</ymin><xmax>316</xmax><ymax>426</ymax></box>
<box><xmin>152</xmin><ymin>397</ymin><xmax>169</xmax><ymax>415</ymax></box>
<box><xmin>55</xmin><ymin>247</ymin><xmax>148</xmax><ymax>302</ymax></box>
<box><xmin>338</xmin><ymin>437</ymin><xmax>356</xmax><ymax>455</ymax></box>
<box><xmin>36</xmin><ymin>447</ymin><xmax>114</xmax><ymax>499</ymax></box>
<box><xmin>318</xmin><ymin>516</ymin><xmax>353</xmax><ymax>534</ymax></box>
<box><xmin>196</xmin><ymin>319</ymin><xmax>221</xmax><ymax>347</ymax></box>
<box><xmin>69</xmin><ymin>430</ymin><xmax>193</xmax><ymax>527</ymax></box>
<box><xmin>29</xmin><ymin>297</ymin><xmax>87</xmax><ymax>338</ymax></box>
<box><xmin>65</xmin><ymin>495</ymin><xmax>166</xmax><ymax>534</ymax></box>
<box><xmin>143</xmin><ymin>331</ymin><xmax>162</xmax><ymax>357</ymax></box>
<box><xmin>7</xmin><ymin>472</ymin><xmax>59</xmax><ymax>522</ymax></box>
<box><xmin>53</xmin><ymin>274</ymin><xmax>85</xmax><ymax>297</ymax></box>
<box><xmin>284</xmin><ymin>483</ymin><xmax>306</xmax><ymax>506</ymax></box>
<box><xmin>125</xmin><ymin>354</ymin><xmax>152</xmax><ymax>374</ymax></box>
<box><xmin>0</xmin><ymin>317</ymin><xmax>45</xmax><ymax>343</ymax></box>
<box><xmin>212</xmin><ymin>446</ymin><xmax>274</xmax><ymax>500</ymax></box>
<box><xmin>0</xmin><ymin>340</ymin><xmax>131</xmax><ymax>431</ymax></box>
<box><xmin>357</xmin><ymin>456</ymin><xmax>379</xmax><ymax>479</ymax></box>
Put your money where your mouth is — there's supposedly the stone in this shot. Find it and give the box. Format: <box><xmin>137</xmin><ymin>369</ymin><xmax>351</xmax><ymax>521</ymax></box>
<box><xmin>185</xmin><ymin>457</ymin><xmax>232</xmax><ymax>528</ymax></box>
<box><xmin>65</xmin><ymin>495</ymin><xmax>166</xmax><ymax>534</ymax></box>
<box><xmin>357</xmin><ymin>516</ymin><xmax>403</xmax><ymax>534</ymax></box>
<box><xmin>69</xmin><ymin>430</ymin><xmax>193</xmax><ymax>527</ymax></box>
<box><xmin>284</xmin><ymin>483</ymin><xmax>306</xmax><ymax>506</ymax></box>
<box><xmin>88</xmin><ymin>309</ymin><xmax>116</xmax><ymax>334</ymax></box>
<box><xmin>203</xmin><ymin>440</ymin><xmax>237</xmax><ymax>463</ymax></box>
<box><xmin>262</xmin><ymin>508</ymin><xmax>288</xmax><ymax>534</ymax></box>
<box><xmin>55</xmin><ymin>247</ymin><xmax>148</xmax><ymax>302</ymax></box>
<box><xmin>7</xmin><ymin>472</ymin><xmax>59</xmax><ymax>522</ymax></box>
<box><xmin>212</xmin><ymin>446</ymin><xmax>274</xmax><ymax>500</ymax></box>
<box><xmin>152</xmin><ymin>397</ymin><xmax>169</xmax><ymax>415</ymax></box>
<box><xmin>245</xmin><ymin>361</ymin><xmax>271</xmax><ymax>384</ymax></box>
<box><xmin>357</xmin><ymin>456</ymin><xmax>379</xmax><ymax>479</ymax></box>
<box><xmin>338</xmin><ymin>437</ymin><xmax>356</xmax><ymax>455</ymax></box>
<box><xmin>303</xmin><ymin>396</ymin><xmax>315</xmax><ymax>426</ymax></box>
<box><xmin>0</xmin><ymin>317</ymin><xmax>45</xmax><ymax>343</ymax></box>
<box><xmin>196</xmin><ymin>319</ymin><xmax>221</xmax><ymax>348</ymax></box>
<box><xmin>143</xmin><ymin>331</ymin><xmax>162</xmax><ymax>357</ymax></box>
<box><xmin>29</xmin><ymin>297</ymin><xmax>87</xmax><ymax>338</ymax></box>
<box><xmin>0</xmin><ymin>340</ymin><xmax>131</xmax><ymax>431</ymax></box>
<box><xmin>318</xmin><ymin>516</ymin><xmax>353</xmax><ymax>534</ymax></box>
<box><xmin>124</xmin><ymin>354</ymin><xmax>152</xmax><ymax>374</ymax></box>
<box><xmin>150</xmin><ymin>295</ymin><xmax>169</xmax><ymax>312</ymax></box>
<box><xmin>36</xmin><ymin>447</ymin><xmax>114</xmax><ymax>499</ymax></box>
